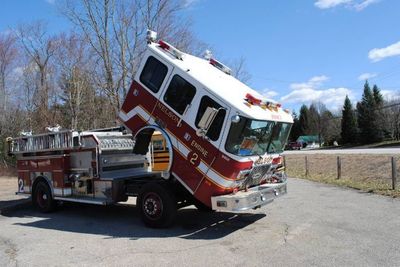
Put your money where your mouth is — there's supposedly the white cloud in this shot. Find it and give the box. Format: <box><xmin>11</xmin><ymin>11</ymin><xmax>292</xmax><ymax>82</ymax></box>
<box><xmin>290</xmin><ymin>75</ymin><xmax>329</xmax><ymax>90</ymax></box>
<box><xmin>315</xmin><ymin>0</ymin><xmax>352</xmax><ymax>9</ymax></box>
<box><xmin>358</xmin><ymin>72</ymin><xmax>377</xmax><ymax>81</ymax></box>
<box><xmin>281</xmin><ymin>75</ymin><xmax>353</xmax><ymax>109</ymax></box>
<box><xmin>314</xmin><ymin>0</ymin><xmax>380</xmax><ymax>10</ymax></box>
<box><xmin>353</xmin><ymin>0</ymin><xmax>380</xmax><ymax>11</ymax></box>
<box><xmin>368</xmin><ymin>41</ymin><xmax>400</xmax><ymax>62</ymax></box>
<box><xmin>259</xmin><ymin>89</ymin><xmax>279</xmax><ymax>99</ymax></box>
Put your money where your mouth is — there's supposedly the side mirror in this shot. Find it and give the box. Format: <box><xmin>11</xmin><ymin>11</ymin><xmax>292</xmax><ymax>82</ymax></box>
<box><xmin>197</xmin><ymin>107</ymin><xmax>219</xmax><ymax>137</ymax></box>
<box><xmin>231</xmin><ymin>115</ymin><xmax>240</xmax><ymax>123</ymax></box>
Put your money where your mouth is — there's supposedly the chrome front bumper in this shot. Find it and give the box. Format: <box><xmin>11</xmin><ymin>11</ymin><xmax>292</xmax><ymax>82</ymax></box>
<box><xmin>211</xmin><ymin>181</ymin><xmax>287</xmax><ymax>212</ymax></box>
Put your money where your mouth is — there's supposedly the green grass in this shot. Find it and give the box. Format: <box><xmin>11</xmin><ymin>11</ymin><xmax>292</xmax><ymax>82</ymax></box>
<box><xmin>288</xmin><ymin>170</ymin><xmax>400</xmax><ymax>198</ymax></box>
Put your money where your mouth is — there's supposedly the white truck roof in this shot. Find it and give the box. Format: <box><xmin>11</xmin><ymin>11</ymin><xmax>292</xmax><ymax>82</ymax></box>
<box><xmin>148</xmin><ymin>42</ymin><xmax>293</xmax><ymax>124</ymax></box>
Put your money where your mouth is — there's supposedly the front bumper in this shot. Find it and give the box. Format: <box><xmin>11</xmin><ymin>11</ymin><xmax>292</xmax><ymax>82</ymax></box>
<box><xmin>211</xmin><ymin>180</ymin><xmax>287</xmax><ymax>212</ymax></box>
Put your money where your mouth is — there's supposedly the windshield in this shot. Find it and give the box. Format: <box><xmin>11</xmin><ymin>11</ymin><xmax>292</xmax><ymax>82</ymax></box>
<box><xmin>225</xmin><ymin>117</ymin><xmax>292</xmax><ymax>156</ymax></box>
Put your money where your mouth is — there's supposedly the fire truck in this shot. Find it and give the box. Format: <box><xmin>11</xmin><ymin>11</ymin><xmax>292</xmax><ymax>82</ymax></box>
<box><xmin>6</xmin><ymin>31</ymin><xmax>293</xmax><ymax>228</ymax></box>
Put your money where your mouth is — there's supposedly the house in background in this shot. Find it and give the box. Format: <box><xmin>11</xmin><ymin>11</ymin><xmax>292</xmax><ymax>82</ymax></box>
<box><xmin>296</xmin><ymin>135</ymin><xmax>322</xmax><ymax>148</ymax></box>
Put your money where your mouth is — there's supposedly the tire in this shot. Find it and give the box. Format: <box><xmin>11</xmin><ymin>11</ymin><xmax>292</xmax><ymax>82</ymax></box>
<box><xmin>32</xmin><ymin>181</ymin><xmax>56</xmax><ymax>213</ymax></box>
<box><xmin>137</xmin><ymin>183</ymin><xmax>177</xmax><ymax>228</ymax></box>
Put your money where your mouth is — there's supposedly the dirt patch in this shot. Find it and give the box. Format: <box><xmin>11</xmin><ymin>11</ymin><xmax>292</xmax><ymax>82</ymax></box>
<box><xmin>0</xmin><ymin>166</ymin><xmax>17</xmax><ymax>177</ymax></box>
<box><xmin>284</xmin><ymin>154</ymin><xmax>400</xmax><ymax>197</ymax></box>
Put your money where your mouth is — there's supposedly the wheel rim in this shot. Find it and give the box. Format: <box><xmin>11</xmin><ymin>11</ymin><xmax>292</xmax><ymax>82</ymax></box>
<box><xmin>36</xmin><ymin>187</ymin><xmax>48</xmax><ymax>208</ymax></box>
<box><xmin>142</xmin><ymin>192</ymin><xmax>163</xmax><ymax>220</ymax></box>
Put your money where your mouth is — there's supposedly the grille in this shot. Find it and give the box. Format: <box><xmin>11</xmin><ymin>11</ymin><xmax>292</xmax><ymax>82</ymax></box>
<box><xmin>241</xmin><ymin>163</ymin><xmax>272</xmax><ymax>189</ymax></box>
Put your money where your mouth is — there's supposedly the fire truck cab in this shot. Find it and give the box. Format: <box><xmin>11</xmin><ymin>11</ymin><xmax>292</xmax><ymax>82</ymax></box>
<box><xmin>7</xmin><ymin>31</ymin><xmax>293</xmax><ymax>228</ymax></box>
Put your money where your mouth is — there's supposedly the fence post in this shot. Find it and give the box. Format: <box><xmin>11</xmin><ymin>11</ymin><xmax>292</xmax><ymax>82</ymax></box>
<box><xmin>283</xmin><ymin>155</ymin><xmax>287</xmax><ymax>172</ymax></box>
<box><xmin>392</xmin><ymin>157</ymin><xmax>397</xmax><ymax>190</ymax></box>
<box><xmin>305</xmin><ymin>156</ymin><xmax>309</xmax><ymax>177</ymax></box>
<box><xmin>337</xmin><ymin>156</ymin><xmax>341</xmax><ymax>180</ymax></box>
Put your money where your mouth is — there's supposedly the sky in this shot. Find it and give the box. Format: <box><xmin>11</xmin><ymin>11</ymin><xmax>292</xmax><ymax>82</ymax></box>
<box><xmin>1</xmin><ymin>0</ymin><xmax>400</xmax><ymax>113</ymax></box>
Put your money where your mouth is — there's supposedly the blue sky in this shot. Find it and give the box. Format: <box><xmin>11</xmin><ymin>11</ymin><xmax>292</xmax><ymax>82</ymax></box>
<box><xmin>1</xmin><ymin>0</ymin><xmax>400</xmax><ymax>112</ymax></box>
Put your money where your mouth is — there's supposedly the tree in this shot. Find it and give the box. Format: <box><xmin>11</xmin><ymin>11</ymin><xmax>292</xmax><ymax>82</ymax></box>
<box><xmin>230</xmin><ymin>56</ymin><xmax>251</xmax><ymax>83</ymax></box>
<box><xmin>55</xmin><ymin>32</ymin><xmax>93</xmax><ymax>129</ymax></box>
<box><xmin>372</xmin><ymin>84</ymin><xmax>383</xmax><ymax>106</ymax></box>
<box><xmin>289</xmin><ymin>111</ymin><xmax>301</xmax><ymax>141</ymax></box>
<box><xmin>0</xmin><ymin>33</ymin><xmax>18</xmax><ymax>114</ymax></box>
<box><xmin>61</xmin><ymin>0</ymin><xmax>198</xmax><ymax>116</ymax></box>
<box><xmin>0</xmin><ymin>32</ymin><xmax>18</xmax><ymax>137</ymax></box>
<box><xmin>356</xmin><ymin>81</ymin><xmax>383</xmax><ymax>144</ymax></box>
<box><xmin>16</xmin><ymin>21</ymin><xmax>58</xmax><ymax>131</ymax></box>
<box><xmin>299</xmin><ymin>104</ymin><xmax>309</xmax><ymax>136</ymax></box>
<box><xmin>308</xmin><ymin>103</ymin><xmax>319</xmax><ymax>135</ymax></box>
<box><xmin>341</xmin><ymin>95</ymin><xmax>358</xmax><ymax>144</ymax></box>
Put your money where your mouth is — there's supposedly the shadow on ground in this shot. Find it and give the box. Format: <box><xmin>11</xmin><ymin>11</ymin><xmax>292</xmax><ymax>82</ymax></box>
<box><xmin>1</xmin><ymin>201</ymin><xmax>266</xmax><ymax>240</ymax></box>
<box><xmin>0</xmin><ymin>198</ymin><xmax>30</xmax><ymax>212</ymax></box>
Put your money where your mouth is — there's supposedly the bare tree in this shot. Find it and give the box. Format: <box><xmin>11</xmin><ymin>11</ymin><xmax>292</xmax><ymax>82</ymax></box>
<box><xmin>61</xmin><ymin>0</ymin><xmax>197</xmax><ymax>115</ymax></box>
<box><xmin>229</xmin><ymin>56</ymin><xmax>252</xmax><ymax>84</ymax></box>
<box><xmin>16</xmin><ymin>21</ymin><xmax>57</xmax><ymax>130</ymax></box>
<box><xmin>380</xmin><ymin>95</ymin><xmax>400</xmax><ymax>140</ymax></box>
<box><xmin>54</xmin><ymin>32</ymin><xmax>94</xmax><ymax>129</ymax></box>
<box><xmin>0</xmin><ymin>33</ymin><xmax>18</xmax><ymax>116</ymax></box>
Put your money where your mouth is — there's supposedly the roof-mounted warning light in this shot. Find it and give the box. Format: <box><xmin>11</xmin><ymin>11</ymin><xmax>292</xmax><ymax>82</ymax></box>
<box><xmin>146</xmin><ymin>30</ymin><xmax>157</xmax><ymax>43</ymax></box>
<box><xmin>245</xmin><ymin>93</ymin><xmax>282</xmax><ymax>110</ymax></box>
<box><xmin>158</xmin><ymin>40</ymin><xmax>184</xmax><ymax>60</ymax></box>
<box><xmin>209</xmin><ymin>58</ymin><xmax>232</xmax><ymax>75</ymax></box>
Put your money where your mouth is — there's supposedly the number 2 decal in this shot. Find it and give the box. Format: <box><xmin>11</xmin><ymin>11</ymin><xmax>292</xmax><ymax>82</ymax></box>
<box><xmin>190</xmin><ymin>153</ymin><xmax>198</xmax><ymax>165</ymax></box>
<box><xmin>188</xmin><ymin>151</ymin><xmax>200</xmax><ymax>167</ymax></box>
<box><xmin>18</xmin><ymin>178</ymin><xmax>24</xmax><ymax>192</ymax></box>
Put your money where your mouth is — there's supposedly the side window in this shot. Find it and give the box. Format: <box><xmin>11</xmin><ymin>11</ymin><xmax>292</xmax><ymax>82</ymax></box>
<box><xmin>195</xmin><ymin>96</ymin><xmax>226</xmax><ymax>141</ymax></box>
<box><xmin>164</xmin><ymin>75</ymin><xmax>196</xmax><ymax>115</ymax></box>
<box><xmin>140</xmin><ymin>56</ymin><xmax>168</xmax><ymax>93</ymax></box>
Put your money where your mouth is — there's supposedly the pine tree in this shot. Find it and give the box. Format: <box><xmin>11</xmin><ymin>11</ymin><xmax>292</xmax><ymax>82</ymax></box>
<box><xmin>357</xmin><ymin>81</ymin><xmax>383</xmax><ymax>144</ymax></box>
<box><xmin>289</xmin><ymin>111</ymin><xmax>301</xmax><ymax>141</ymax></box>
<box><xmin>299</xmin><ymin>104</ymin><xmax>309</xmax><ymax>136</ymax></box>
<box><xmin>308</xmin><ymin>103</ymin><xmax>319</xmax><ymax>135</ymax></box>
<box><xmin>341</xmin><ymin>95</ymin><xmax>358</xmax><ymax>144</ymax></box>
<box><xmin>372</xmin><ymin>84</ymin><xmax>387</xmax><ymax>137</ymax></box>
<box><xmin>372</xmin><ymin>84</ymin><xmax>383</xmax><ymax>106</ymax></box>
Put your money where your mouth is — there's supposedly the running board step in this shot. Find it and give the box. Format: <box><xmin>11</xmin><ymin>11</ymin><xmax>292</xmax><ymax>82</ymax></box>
<box><xmin>54</xmin><ymin>197</ymin><xmax>109</xmax><ymax>205</ymax></box>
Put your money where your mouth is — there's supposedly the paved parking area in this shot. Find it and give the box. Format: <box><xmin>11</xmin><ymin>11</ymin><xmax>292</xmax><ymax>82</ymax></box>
<box><xmin>1</xmin><ymin>177</ymin><xmax>399</xmax><ymax>266</ymax></box>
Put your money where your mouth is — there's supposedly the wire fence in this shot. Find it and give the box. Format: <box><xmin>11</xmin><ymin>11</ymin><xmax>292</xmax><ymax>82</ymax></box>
<box><xmin>284</xmin><ymin>154</ymin><xmax>399</xmax><ymax>190</ymax></box>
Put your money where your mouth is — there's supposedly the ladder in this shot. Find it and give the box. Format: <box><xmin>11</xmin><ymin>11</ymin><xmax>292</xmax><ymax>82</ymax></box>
<box><xmin>9</xmin><ymin>131</ymin><xmax>75</xmax><ymax>154</ymax></box>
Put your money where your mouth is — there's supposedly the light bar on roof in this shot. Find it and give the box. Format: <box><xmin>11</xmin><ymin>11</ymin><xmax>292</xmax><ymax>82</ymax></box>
<box><xmin>158</xmin><ymin>40</ymin><xmax>184</xmax><ymax>60</ymax></box>
<box><xmin>209</xmin><ymin>58</ymin><xmax>232</xmax><ymax>75</ymax></box>
<box><xmin>245</xmin><ymin>93</ymin><xmax>282</xmax><ymax>110</ymax></box>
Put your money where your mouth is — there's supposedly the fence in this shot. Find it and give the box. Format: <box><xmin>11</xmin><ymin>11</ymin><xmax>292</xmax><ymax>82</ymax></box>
<box><xmin>284</xmin><ymin>154</ymin><xmax>400</xmax><ymax>191</ymax></box>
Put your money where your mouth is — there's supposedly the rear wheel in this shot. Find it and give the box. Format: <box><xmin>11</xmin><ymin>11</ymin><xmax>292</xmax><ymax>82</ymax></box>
<box><xmin>32</xmin><ymin>181</ymin><xmax>56</xmax><ymax>213</ymax></box>
<box><xmin>137</xmin><ymin>183</ymin><xmax>177</xmax><ymax>228</ymax></box>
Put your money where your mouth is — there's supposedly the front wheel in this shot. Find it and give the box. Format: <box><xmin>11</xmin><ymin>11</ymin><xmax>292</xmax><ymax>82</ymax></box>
<box><xmin>32</xmin><ymin>181</ymin><xmax>56</xmax><ymax>213</ymax></box>
<box><xmin>137</xmin><ymin>183</ymin><xmax>177</xmax><ymax>228</ymax></box>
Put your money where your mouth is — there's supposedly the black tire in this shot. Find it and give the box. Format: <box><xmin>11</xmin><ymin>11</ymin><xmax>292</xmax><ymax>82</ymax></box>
<box><xmin>193</xmin><ymin>198</ymin><xmax>214</xmax><ymax>212</ymax></box>
<box><xmin>137</xmin><ymin>183</ymin><xmax>177</xmax><ymax>228</ymax></box>
<box><xmin>32</xmin><ymin>181</ymin><xmax>56</xmax><ymax>213</ymax></box>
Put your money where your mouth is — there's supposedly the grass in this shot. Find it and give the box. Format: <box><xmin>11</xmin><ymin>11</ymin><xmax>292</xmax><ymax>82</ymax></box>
<box><xmin>285</xmin><ymin>154</ymin><xmax>400</xmax><ymax>198</ymax></box>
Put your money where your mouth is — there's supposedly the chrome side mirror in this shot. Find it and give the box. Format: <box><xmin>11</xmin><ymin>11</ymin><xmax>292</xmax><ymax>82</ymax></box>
<box><xmin>231</xmin><ymin>115</ymin><xmax>240</xmax><ymax>123</ymax></box>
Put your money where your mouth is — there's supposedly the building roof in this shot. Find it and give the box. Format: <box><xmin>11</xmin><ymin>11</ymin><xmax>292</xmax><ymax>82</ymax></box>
<box><xmin>297</xmin><ymin>135</ymin><xmax>321</xmax><ymax>143</ymax></box>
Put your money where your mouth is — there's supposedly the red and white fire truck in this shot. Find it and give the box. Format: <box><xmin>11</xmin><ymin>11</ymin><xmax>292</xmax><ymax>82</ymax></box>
<box><xmin>7</xmin><ymin>31</ymin><xmax>293</xmax><ymax>228</ymax></box>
